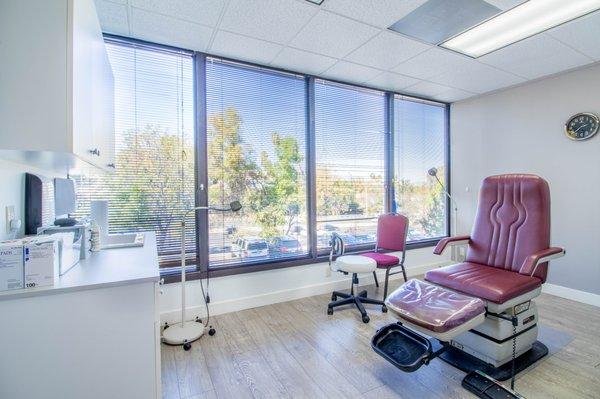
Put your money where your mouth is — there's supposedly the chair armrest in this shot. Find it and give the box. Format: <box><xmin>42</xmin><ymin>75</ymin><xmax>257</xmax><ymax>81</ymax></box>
<box><xmin>433</xmin><ymin>235</ymin><xmax>471</xmax><ymax>255</ymax></box>
<box><xmin>520</xmin><ymin>247</ymin><xmax>566</xmax><ymax>276</ymax></box>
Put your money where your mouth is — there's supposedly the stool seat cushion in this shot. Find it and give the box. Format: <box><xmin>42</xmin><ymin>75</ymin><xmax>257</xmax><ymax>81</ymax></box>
<box><xmin>385</xmin><ymin>279</ymin><xmax>485</xmax><ymax>333</ymax></box>
<box><xmin>361</xmin><ymin>252</ymin><xmax>399</xmax><ymax>268</ymax></box>
<box><xmin>333</xmin><ymin>255</ymin><xmax>377</xmax><ymax>273</ymax></box>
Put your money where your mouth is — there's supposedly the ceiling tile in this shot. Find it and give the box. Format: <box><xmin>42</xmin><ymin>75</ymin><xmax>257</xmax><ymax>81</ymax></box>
<box><xmin>483</xmin><ymin>0</ymin><xmax>525</xmax><ymax>10</ymax></box>
<box><xmin>434</xmin><ymin>88</ymin><xmax>476</xmax><ymax>102</ymax></box>
<box><xmin>219</xmin><ymin>0</ymin><xmax>318</xmax><ymax>44</ymax></box>
<box><xmin>210</xmin><ymin>31</ymin><xmax>283</xmax><ymax>65</ymax></box>
<box><xmin>547</xmin><ymin>10</ymin><xmax>600</xmax><ymax>61</ymax></box>
<box><xmin>270</xmin><ymin>47</ymin><xmax>337</xmax><ymax>76</ymax></box>
<box><xmin>323</xmin><ymin>0</ymin><xmax>428</xmax><ymax>28</ymax></box>
<box><xmin>365</xmin><ymin>72</ymin><xmax>420</xmax><ymax>92</ymax></box>
<box><xmin>479</xmin><ymin>34</ymin><xmax>593</xmax><ymax>80</ymax></box>
<box><xmin>321</xmin><ymin>61</ymin><xmax>382</xmax><ymax>85</ymax></box>
<box><xmin>345</xmin><ymin>31</ymin><xmax>430</xmax><ymax>70</ymax></box>
<box><xmin>428</xmin><ymin>61</ymin><xmax>525</xmax><ymax>93</ymax></box>
<box><xmin>404</xmin><ymin>81</ymin><xmax>455</xmax><ymax>98</ymax></box>
<box><xmin>129</xmin><ymin>0</ymin><xmax>226</xmax><ymax>27</ymax></box>
<box><xmin>131</xmin><ymin>8</ymin><xmax>214</xmax><ymax>51</ymax></box>
<box><xmin>289</xmin><ymin>11</ymin><xmax>379</xmax><ymax>58</ymax></box>
<box><xmin>393</xmin><ymin>47</ymin><xmax>476</xmax><ymax>80</ymax></box>
<box><xmin>94</xmin><ymin>0</ymin><xmax>129</xmax><ymax>36</ymax></box>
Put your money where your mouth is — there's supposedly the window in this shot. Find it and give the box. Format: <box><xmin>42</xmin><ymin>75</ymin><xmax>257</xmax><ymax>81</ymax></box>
<box><xmin>205</xmin><ymin>59</ymin><xmax>308</xmax><ymax>267</ymax></box>
<box><xmin>75</xmin><ymin>37</ymin><xmax>449</xmax><ymax>276</ymax></box>
<box><xmin>73</xmin><ymin>41</ymin><xmax>195</xmax><ymax>264</ymax></box>
<box><xmin>314</xmin><ymin>80</ymin><xmax>386</xmax><ymax>250</ymax></box>
<box><xmin>393</xmin><ymin>96</ymin><xmax>447</xmax><ymax>241</ymax></box>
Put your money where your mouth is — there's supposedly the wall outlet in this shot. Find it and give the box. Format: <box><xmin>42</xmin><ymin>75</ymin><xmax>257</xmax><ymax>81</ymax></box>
<box><xmin>6</xmin><ymin>205</ymin><xmax>15</xmax><ymax>234</ymax></box>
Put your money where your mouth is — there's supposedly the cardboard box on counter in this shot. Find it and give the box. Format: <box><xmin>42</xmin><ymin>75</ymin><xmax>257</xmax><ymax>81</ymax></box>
<box><xmin>23</xmin><ymin>237</ymin><xmax>59</xmax><ymax>288</ymax></box>
<box><xmin>0</xmin><ymin>242</ymin><xmax>24</xmax><ymax>291</ymax></box>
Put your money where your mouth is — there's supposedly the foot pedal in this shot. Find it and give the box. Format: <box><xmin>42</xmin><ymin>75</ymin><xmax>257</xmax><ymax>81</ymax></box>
<box><xmin>462</xmin><ymin>371</ymin><xmax>524</xmax><ymax>399</ymax></box>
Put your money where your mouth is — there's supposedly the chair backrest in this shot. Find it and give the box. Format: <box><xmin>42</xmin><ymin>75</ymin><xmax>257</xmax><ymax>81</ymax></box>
<box><xmin>466</xmin><ymin>174</ymin><xmax>551</xmax><ymax>281</ymax></box>
<box><xmin>376</xmin><ymin>213</ymin><xmax>409</xmax><ymax>252</ymax></box>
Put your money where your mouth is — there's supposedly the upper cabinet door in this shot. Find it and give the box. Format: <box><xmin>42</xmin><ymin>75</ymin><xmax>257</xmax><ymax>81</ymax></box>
<box><xmin>70</xmin><ymin>0</ymin><xmax>115</xmax><ymax>169</ymax></box>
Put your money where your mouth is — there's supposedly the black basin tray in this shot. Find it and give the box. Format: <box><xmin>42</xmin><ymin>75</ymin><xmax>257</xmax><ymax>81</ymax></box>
<box><xmin>371</xmin><ymin>323</ymin><xmax>433</xmax><ymax>372</ymax></box>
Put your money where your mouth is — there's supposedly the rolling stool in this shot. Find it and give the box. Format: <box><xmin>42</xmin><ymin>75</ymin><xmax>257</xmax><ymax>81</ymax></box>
<box><xmin>327</xmin><ymin>234</ymin><xmax>384</xmax><ymax>323</ymax></box>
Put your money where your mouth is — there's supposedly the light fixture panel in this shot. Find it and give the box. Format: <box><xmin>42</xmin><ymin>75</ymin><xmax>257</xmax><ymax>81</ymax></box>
<box><xmin>305</xmin><ymin>0</ymin><xmax>324</xmax><ymax>5</ymax></box>
<box><xmin>441</xmin><ymin>0</ymin><xmax>600</xmax><ymax>58</ymax></box>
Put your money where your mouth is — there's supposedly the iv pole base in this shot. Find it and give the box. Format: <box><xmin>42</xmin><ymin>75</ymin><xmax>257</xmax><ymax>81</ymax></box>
<box><xmin>162</xmin><ymin>322</ymin><xmax>205</xmax><ymax>350</ymax></box>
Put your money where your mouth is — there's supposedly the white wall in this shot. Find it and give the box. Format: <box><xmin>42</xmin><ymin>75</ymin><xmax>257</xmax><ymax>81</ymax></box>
<box><xmin>160</xmin><ymin>247</ymin><xmax>450</xmax><ymax>322</ymax></box>
<box><xmin>451</xmin><ymin>63</ymin><xmax>600</xmax><ymax>297</ymax></box>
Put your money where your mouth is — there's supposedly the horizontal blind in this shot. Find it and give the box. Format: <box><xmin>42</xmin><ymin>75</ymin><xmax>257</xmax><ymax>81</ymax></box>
<box><xmin>314</xmin><ymin>80</ymin><xmax>386</xmax><ymax>250</ymax></box>
<box><xmin>73</xmin><ymin>41</ymin><xmax>196</xmax><ymax>264</ymax></box>
<box><xmin>205</xmin><ymin>58</ymin><xmax>308</xmax><ymax>267</ymax></box>
<box><xmin>393</xmin><ymin>96</ymin><xmax>447</xmax><ymax>241</ymax></box>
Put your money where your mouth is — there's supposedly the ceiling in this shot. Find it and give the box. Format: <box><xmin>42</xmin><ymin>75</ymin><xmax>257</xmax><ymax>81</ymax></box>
<box><xmin>94</xmin><ymin>0</ymin><xmax>600</xmax><ymax>103</ymax></box>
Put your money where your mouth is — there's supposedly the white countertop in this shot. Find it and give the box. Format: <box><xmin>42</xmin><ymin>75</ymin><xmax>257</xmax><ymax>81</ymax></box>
<box><xmin>0</xmin><ymin>232</ymin><xmax>160</xmax><ymax>301</ymax></box>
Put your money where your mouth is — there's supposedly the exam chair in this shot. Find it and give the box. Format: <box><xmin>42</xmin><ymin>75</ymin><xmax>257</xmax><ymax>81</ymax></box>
<box><xmin>372</xmin><ymin>174</ymin><xmax>565</xmax><ymax>382</ymax></box>
<box><xmin>359</xmin><ymin>213</ymin><xmax>409</xmax><ymax>312</ymax></box>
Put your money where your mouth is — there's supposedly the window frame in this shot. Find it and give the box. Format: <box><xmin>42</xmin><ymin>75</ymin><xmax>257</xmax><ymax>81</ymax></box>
<box><xmin>102</xmin><ymin>35</ymin><xmax>450</xmax><ymax>283</ymax></box>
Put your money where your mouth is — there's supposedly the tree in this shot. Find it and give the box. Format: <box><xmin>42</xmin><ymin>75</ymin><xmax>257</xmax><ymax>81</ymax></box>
<box><xmin>249</xmin><ymin>132</ymin><xmax>304</xmax><ymax>238</ymax></box>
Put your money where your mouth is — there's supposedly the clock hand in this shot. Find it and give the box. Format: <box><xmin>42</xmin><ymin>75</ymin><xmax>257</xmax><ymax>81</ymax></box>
<box><xmin>575</xmin><ymin>124</ymin><xmax>588</xmax><ymax>132</ymax></box>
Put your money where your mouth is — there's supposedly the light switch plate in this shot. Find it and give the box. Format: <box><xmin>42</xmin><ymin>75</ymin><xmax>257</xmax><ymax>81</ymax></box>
<box><xmin>6</xmin><ymin>205</ymin><xmax>15</xmax><ymax>234</ymax></box>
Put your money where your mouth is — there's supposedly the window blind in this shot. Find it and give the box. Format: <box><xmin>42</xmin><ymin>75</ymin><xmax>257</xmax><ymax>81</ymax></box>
<box><xmin>393</xmin><ymin>96</ymin><xmax>447</xmax><ymax>241</ymax></box>
<box><xmin>314</xmin><ymin>80</ymin><xmax>386</xmax><ymax>250</ymax></box>
<box><xmin>72</xmin><ymin>41</ymin><xmax>196</xmax><ymax>265</ymax></box>
<box><xmin>205</xmin><ymin>58</ymin><xmax>308</xmax><ymax>267</ymax></box>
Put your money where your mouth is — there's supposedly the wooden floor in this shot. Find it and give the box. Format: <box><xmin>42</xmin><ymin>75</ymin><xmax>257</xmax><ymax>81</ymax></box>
<box><xmin>161</xmin><ymin>278</ymin><xmax>600</xmax><ymax>399</ymax></box>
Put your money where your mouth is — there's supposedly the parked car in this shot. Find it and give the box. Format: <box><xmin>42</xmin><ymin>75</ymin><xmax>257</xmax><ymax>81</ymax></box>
<box><xmin>270</xmin><ymin>236</ymin><xmax>303</xmax><ymax>256</ymax></box>
<box><xmin>231</xmin><ymin>237</ymin><xmax>269</xmax><ymax>258</ymax></box>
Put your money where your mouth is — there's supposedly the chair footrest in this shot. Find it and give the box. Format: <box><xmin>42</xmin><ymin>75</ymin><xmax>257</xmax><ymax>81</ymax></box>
<box><xmin>371</xmin><ymin>323</ymin><xmax>447</xmax><ymax>372</ymax></box>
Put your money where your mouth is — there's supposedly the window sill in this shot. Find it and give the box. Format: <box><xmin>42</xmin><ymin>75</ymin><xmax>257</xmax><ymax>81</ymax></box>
<box><xmin>160</xmin><ymin>237</ymin><xmax>444</xmax><ymax>284</ymax></box>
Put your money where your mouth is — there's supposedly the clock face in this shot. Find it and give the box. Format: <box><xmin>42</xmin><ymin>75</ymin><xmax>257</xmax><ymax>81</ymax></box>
<box><xmin>565</xmin><ymin>113</ymin><xmax>599</xmax><ymax>141</ymax></box>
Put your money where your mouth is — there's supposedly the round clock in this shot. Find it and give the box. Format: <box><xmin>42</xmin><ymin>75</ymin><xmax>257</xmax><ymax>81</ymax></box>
<box><xmin>565</xmin><ymin>112</ymin><xmax>599</xmax><ymax>141</ymax></box>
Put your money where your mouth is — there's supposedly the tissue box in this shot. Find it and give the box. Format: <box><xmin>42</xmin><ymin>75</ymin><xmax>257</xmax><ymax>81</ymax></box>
<box><xmin>23</xmin><ymin>238</ymin><xmax>59</xmax><ymax>288</ymax></box>
<box><xmin>0</xmin><ymin>242</ymin><xmax>24</xmax><ymax>291</ymax></box>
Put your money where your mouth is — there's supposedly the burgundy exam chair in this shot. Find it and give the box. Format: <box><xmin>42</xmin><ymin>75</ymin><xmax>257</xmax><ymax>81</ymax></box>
<box><xmin>360</xmin><ymin>213</ymin><xmax>409</xmax><ymax>312</ymax></box>
<box><xmin>373</xmin><ymin>174</ymin><xmax>565</xmax><ymax>381</ymax></box>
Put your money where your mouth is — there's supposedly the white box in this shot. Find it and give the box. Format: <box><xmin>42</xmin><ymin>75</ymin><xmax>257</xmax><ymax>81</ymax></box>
<box><xmin>24</xmin><ymin>238</ymin><xmax>59</xmax><ymax>288</ymax></box>
<box><xmin>0</xmin><ymin>242</ymin><xmax>24</xmax><ymax>291</ymax></box>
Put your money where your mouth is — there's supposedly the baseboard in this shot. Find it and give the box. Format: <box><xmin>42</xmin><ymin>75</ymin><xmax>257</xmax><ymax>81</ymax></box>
<box><xmin>160</xmin><ymin>260</ymin><xmax>448</xmax><ymax>324</ymax></box>
<box><xmin>542</xmin><ymin>283</ymin><xmax>600</xmax><ymax>307</ymax></box>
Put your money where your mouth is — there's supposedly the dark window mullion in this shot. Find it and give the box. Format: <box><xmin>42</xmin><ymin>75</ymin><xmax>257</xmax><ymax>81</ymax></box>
<box><xmin>306</xmin><ymin>77</ymin><xmax>317</xmax><ymax>259</ymax></box>
<box><xmin>194</xmin><ymin>52</ymin><xmax>209</xmax><ymax>272</ymax></box>
<box><xmin>385</xmin><ymin>92</ymin><xmax>394</xmax><ymax>214</ymax></box>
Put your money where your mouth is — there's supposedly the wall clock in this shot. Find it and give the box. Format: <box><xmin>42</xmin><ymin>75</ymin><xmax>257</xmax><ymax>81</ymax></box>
<box><xmin>565</xmin><ymin>112</ymin><xmax>599</xmax><ymax>141</ymax></box>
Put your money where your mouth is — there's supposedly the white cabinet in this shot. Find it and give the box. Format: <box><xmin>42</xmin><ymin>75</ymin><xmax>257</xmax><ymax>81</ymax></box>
<box><xmin>0</xmin><ymin>0</ymin><xmax>115</xmax><ymax>172</ymax></box>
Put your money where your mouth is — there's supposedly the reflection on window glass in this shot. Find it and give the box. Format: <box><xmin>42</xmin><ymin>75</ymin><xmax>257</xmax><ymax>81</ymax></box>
<box><xmin>315</xmin><ymin>81</ymin><xmax>386</xmax><ymax>250</ymax></box>
<box><xmin>206</xmin><ymin>59</ymin><xmax>308</xmax><ymax>266</ymax></box>
<box><xmin>393</xmin><ymin>97</ymin><xmax>447</xmax><ymax>240</ymax></box>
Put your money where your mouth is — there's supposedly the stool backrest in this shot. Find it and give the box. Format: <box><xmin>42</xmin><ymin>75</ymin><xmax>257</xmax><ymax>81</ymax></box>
<box><xmin>376</xmin><ymin>213</ymin><xmax>409</xmax><ymax>252</ymax></box>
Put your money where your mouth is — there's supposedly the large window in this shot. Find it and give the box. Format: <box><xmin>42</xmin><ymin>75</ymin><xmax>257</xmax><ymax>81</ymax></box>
<box><xmin>73</xmin><ymin>41</ymin><xmax>195</xmax><ymax>264</ymax></box>
<box><xmin>205</xmin><ymin>59</ymin><xmax>308</xmax><ymax>267</ymax></box>
<box><xmin>315</xmin><ymin>81</ymin><xmax>386</xmax><ymax>250</ymax></box>
<box><xmin>393</xmin><ymin>96</ymin><xmax>447</xmax><ymax>241</ymax></box>
<box><xmin>75</xmin><ymin>38</ymin><xmax>449</xmax><ymax>275</ymax></box>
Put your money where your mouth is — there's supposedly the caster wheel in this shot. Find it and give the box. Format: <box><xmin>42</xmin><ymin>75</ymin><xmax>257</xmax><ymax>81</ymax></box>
<box><xmin>208</xmin><ymin>327</ymin><xmax>216</xmax><ymax>336</ymax></box>
<box><xmin>195</xmin><ymin>316</ymin><xmax>202</xmax><ymax>323</ymax></box>
<box><xmin>163</xmin><ymin>322</ymin><xmax>169</xmax><ymax>330</ymax></box>
<box><xmin>331</xmin><ymin>294</ymin><xmax>337</xmax><ymax>301</ymax></box>
<box><xmin>362</xmin><ymin>315</ymin><xmax>370</xmax><ymax>324</ymax></box>
<box><xmin>327</xmin><ymin>308</ymin><xmax>333</xmax><ymax>315</ymax></box>
<box><xmin>183</xmin><ymin>342</ymin><xmax>192</xmax><ymax>351</ymax></box>
<box><xmin>381</xmin><ymin>305</ymin><xmax>388</xmax><ymax>313</ymax></box>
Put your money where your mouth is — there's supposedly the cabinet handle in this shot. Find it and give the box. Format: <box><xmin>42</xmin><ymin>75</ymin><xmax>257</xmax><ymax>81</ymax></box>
<box><xmin>89</xmin><ymin>148</ymin><xmax>100</xmax><ymax>156</ymax></box>
<box><xmin>107</xmin><ymin>163</ymin><xmax>116</xmax><ymax>169</ymax></box>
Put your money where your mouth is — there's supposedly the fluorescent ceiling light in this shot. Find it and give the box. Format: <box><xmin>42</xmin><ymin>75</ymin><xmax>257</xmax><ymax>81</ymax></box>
<box><xmin>305</xmin><ymin>0</ymin><xmax>324</xmax><ymax>4</ymax></box>
<box><xmin>440</xmin><ymin>0</ymin><xmax>600</xmax><ymax>58</ymax></box>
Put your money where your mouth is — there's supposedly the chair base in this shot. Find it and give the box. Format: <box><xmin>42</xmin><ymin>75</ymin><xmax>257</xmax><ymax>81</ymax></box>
<box><xmin>327</xmin><ymin>288</ymin><xmax>384</xmax><ymax>323</ymax></box>
<box><xmin>437</xmin><ymin>340</ymin><xmax>548</xmax><ymax>381</ymax></box>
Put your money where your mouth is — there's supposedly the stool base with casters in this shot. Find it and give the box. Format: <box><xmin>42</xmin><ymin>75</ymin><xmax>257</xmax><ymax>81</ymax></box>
<box><xmin>327</xmin><ymin>272</ymin><xmax>384</xmax><ymax>323</ymax></box>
